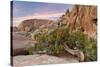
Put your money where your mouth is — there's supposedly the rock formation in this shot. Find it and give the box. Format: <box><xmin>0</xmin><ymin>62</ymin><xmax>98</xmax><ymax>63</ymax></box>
<box><xmin>18</xmin><ymin>19</ymin><xmax>51</xmax><ymax>32</ymax></box>
<box><xmin>59</xmin><ymin>5</ymin><xmax>97</xmax><ymax>39</ymax></box>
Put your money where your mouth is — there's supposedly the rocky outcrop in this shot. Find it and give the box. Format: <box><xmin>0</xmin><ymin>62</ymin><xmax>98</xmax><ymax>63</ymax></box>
<box><xmin>18</xmin><ymin>19</ymin><xmax>51</xmax><ymax>32</ymax></box>
<box><xmin>59</xmin><ymin>5</ymin><xmax>97</xmax><ymax>39</ymax></box>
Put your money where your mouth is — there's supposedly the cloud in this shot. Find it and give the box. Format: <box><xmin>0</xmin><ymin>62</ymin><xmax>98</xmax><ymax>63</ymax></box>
<box><xmin>13</xmin><ymin>12</ymin><xmax>64</xmax><ymax>26</ymax></box>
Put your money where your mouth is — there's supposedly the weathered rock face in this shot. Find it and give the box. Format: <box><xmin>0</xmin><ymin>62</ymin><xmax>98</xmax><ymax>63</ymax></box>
<box><xmin>60</xmin><ymin>5</ymin><xmax>97</xmax><ymax>39</ymax></box>
<box><xmin>18</xmin><ymin>19</ymin><xmax>51</xmax><ymax>32</ymax></box>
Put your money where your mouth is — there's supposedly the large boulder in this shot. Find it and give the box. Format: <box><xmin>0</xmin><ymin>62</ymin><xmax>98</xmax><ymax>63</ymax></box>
<box><xmin>12</xmin><ymin>32</ymin><xmax>35</xmax><ymax>56</ymax></box>
<box><xmin>13</xmin><ymin>54</ymin><xmax>79</xmax><ymax>66</ymax></box>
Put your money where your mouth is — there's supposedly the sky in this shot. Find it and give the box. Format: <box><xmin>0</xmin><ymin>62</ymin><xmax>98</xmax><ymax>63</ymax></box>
<box><xmin>12</xmin><ymin>1</ymin><xmax>73</xmax><ymax>26</ymax></box>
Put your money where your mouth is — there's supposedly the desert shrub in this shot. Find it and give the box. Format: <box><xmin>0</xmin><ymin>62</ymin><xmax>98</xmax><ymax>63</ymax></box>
<box><xmin>30</xmin><ymin>27</ymin><xmax>97</xmax><ymax>61</ymax></box>
<box><xmin>46</xmin><ymin>27</ymin><xmax>70</xmax><ymax>55</ymax></box>
<box><xmin>66</xmin><ymin>31</ymin><xmax>97</xmax><ymax>61</ymax></box>
<box><xmin>30</xmin><ymin>27</ymin><xmax>69</xmax><ymax>55</ymax></box>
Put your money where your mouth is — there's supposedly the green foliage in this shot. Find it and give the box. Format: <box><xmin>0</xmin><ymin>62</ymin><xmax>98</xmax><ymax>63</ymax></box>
<box><xmin>66</xmin><ymin>30</ymin><xmax>97</xmax><ymax>61</ymax></box>
<box><xmin>84</xmin><ymin>38</ymin><xmax>97</xmax><ymax>61</ymax></box>
<box><xmin>30</xmin><ymin>27</ymin><xmax>97</xmax><ymax>61</ymax></box>
<box><xmin>34</xmin><ymin>33</ymin><xmax>48</xmax><ymax>43</ymax></box>
<box><xmin>67</xmin><ymin>31</ymin><xmax>87</xmax><ymax>50</ymax></box>
<box><xmin>48</xmin><ymin>43</ymin><xmax>64</xmax><ymax>55</ymax></box>
<box><xmin>28</xmin><ymin>46</ymin><xmax>34</xmax><ymax>55</ymax></box>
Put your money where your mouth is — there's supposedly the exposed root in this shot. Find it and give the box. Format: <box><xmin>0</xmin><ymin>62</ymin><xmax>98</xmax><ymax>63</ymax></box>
<box><xmin>63</xmin><ymin>44</ymin><xmax>84</xmax><ymax>62</ymax></box>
